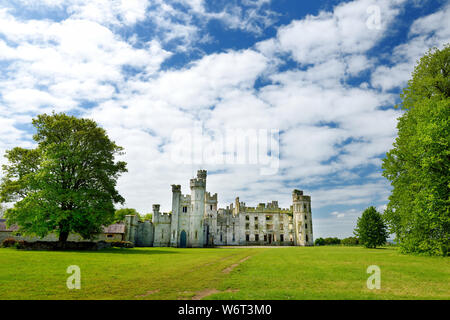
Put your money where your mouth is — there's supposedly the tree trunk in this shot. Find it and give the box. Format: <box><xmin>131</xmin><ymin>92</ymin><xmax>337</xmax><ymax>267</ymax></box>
<box><xmin>59</xmin><ymin>231</ymin><xmax>69</xmax><ymax>242</ymax></box>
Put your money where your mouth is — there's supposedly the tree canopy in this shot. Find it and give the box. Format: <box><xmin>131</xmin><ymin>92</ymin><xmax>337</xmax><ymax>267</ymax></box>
<box><xmin>1</xmin><ymin>113</ymin><xmax>127</xmax><ymax>242</ymax></box>
<box><xmin>142</xmin><ymin>213</ymin><xmax>153</xmax><ymax>221</ymax></box>
<box><xmin>382</xmin><ymin>45</ymin><xmax>449</xmax><ymax>256</ymax></box>
<box><xmin>114</xmin><ymin>208</ymin><xmax>139</xmax><ymax>223</ymax></box>
<box><xmin>354</xmin><ymin>206</ymin><xmax>388</xmax><ymax>249</ymax></box>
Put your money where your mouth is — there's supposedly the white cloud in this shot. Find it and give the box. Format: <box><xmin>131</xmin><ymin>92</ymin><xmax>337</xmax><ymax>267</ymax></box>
<box><xmin>371</xmin><ymin>3</ymin><xmax>450</xmax><ymax>91</ymax></box>
<box><xmin>273</xmin><ymin>0</ymin><xmax>405</xmax><ymax>65</ymax></box>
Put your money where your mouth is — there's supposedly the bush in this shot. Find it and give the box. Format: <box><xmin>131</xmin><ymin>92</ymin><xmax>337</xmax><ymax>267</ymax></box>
<box><xmin>341</xmin><ymin>236</ymin><xmax>359</xmax><ymax>246</ymax></box>
<box><xmin>1</xmin><ymin>238</ymin><xmax>17</xmax><ymax>248</ymax></box>
<box><xmin>15</xmin><ymin>240</ymin><xmax>27</xmax><ymax>249</ymax></box>
<box><xmin>110</xmin><ymin>241</ymin><xmax>134</xmax><ymax>248</ymax></box>
<box><xmin>314</xmin><ymin>238</ymin><xmax>325</xmax><ymax>246</ymax></box>
<box><xmin>324</xmin><ymin>237</ymin><xmax>341</xmax><ymax>245</ymax></box>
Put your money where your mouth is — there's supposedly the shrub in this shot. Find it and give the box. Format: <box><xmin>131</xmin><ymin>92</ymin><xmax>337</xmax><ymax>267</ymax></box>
<box><xmin>15</xmin><ymin>240</ymin><xmax>27</xmax><ymax>249</ymax></box>
<box><xmin>1</xmin><ymin>238</ymin><xmax>17</xmax><ymax>248</ymax></box>
<box><xmin>341</xmin><ymin>236</ymin><xmax>359</xmax><ymax>246</ymax></box>
<box><xmin>324</xmin><ymin>237</ymin><xmax>341</xmax><ymax>245</ymax></box>
<box><xmin>314</xmin><ymin>238</ymin><xmax>325</xmax><ymax>246</ymax></box>
<box><xmin>110</xmin><ymin>241</ymin><xmax>134</xmax><ymax>248</ymax></box>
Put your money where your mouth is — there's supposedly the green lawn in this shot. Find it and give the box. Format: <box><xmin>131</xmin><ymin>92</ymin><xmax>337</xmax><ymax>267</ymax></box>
<box><xmin>0</xmin><ymin>246</ymin><xmax>448</xmax><ymax>300</ymax></box>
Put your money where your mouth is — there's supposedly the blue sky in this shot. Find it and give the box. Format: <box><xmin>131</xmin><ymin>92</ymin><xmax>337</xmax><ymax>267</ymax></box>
<box><xmin>0</xmin><ymin>0</ymin><xmax>449</xmax><ymax>239</ymax></box>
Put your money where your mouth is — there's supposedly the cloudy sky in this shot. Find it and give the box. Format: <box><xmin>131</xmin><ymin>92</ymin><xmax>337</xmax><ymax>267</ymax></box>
<box><xmin>0</xmin><ymin>0</ymin><xmax>449</xmax><ymax>239</ymax></box>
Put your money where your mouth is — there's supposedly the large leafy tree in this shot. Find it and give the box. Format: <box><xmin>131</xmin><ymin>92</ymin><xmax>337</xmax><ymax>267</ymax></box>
<box><xmin>354</xmin><ymin>206</ymin><xmax>388</xmax><ymax>249</ymax></box>
<box><xmin>382</xmin><ymin>45</ymin><xmax>449</xmax><ymax>256</ymax></box>
<box><xmin>1</xmin><ymin>113</ymin><xmax>127</xmax><ymax>242</ymax></box>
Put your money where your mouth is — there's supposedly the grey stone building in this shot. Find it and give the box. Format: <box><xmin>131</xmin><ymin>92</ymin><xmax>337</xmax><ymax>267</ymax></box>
<box><xmin>125</xmin><ymin>170</ymin><xmax>314</xmax><ymax>247</ymax></box>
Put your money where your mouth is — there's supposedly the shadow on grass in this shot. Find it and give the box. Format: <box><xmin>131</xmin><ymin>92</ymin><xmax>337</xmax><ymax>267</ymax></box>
<box><xmin>100</xmin><ymin>248</ymin><xmax>179</xmax><ymax>255</ymax></box>
<box><xmin>12</xmin><ymin>248</ymin><xmax>178</xmax><ymax>255</ymax></box>
<box><xmin>81</xmin><ymin>248</ymin><xmax>179</xmax><ymax>255</ymax></box>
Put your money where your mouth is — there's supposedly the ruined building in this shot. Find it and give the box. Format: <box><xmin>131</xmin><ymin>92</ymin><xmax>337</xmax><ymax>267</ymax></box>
<box><xmin>124</xmin><ymin>170</ymin><xmax>313</xmax><ymax>247</ymax></box>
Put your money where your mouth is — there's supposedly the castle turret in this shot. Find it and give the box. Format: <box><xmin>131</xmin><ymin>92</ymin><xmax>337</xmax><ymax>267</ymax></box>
<box><xmin>234</xmin><ymin>197</ymin><xmax>240</xmax><ymax>216</ymax></box>
<box><xmin>292</xmin><ymin>189</ymin><xmax>313</xmax><ymax>246</ymax></box>
<box><xmin>152</xmin><ymin>204</ymin><xmax>161</xmax><ymax>224</ymax></box>
<box><xmin>170</xmin><ymin>185</ymin><xmax>181</xmax><ymax>247</ymax></box>
<box><xmin>189</xmin><ymin>170</ymin><xmax>207</xmax><ymax>247</ymax></box>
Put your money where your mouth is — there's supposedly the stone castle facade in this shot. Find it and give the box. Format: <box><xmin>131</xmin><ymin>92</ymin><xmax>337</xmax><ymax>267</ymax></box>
<box><xmin>124</xmin><ymin>170</ymin><xmax>314</xmax><ymax>247</ymax></box>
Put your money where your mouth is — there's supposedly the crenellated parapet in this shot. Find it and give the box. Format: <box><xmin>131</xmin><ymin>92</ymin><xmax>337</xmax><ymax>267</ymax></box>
<box><xmin>152</xmin><ymin>204</ymin><xmax>172</xmax><ymax>224</ymax></box>
<box><xmin>190</xmin><ymin>178</ymin><xmax>206</xmax><ymax>189</ymax></box>
<box><xmin>197</xmin><ymin>169</ymin><xmax>207</xmax><ymax>180</ymax></box>
<box><xmin>292</xmin><ymin>189</ymin><xmax>311</xmax><ymax>203</ymax></box>
<box><xmin>181</xmin><ymin>194</ymin><xmax>191</xmax><ymax>202</ymax></box>
<box><xmin>206</xmin><ymin>192</ymin><xmax>218</xmax><ymax>202</ymax></box>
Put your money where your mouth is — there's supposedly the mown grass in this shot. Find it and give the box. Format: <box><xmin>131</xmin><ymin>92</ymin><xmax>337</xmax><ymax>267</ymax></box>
<box><xmin>0</xmin><ymin>246</ymin><xmax>448</xmax><ymax>300</ymax></box>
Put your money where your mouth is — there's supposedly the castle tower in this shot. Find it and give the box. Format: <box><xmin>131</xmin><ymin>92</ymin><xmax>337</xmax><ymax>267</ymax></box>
<box><xmin>170</xmin><ymin>185</ymin><xmax>181</xmax><ymax>247</ymax></box>
<box><xmin>292</xmin><ymin>189</ymin><xmax>313</xmax><ymax>246</ymax></box>
<box><xmin>152</xmin><ymin>204</ymin><xmax>161</xmax><ymax>224</ymax></box>
<box><xmin>124</xmin><ymin>214</ymin><xmax>139</xmax><ymax>244</ymax></box>
<box><xmin>189</xmin><ymin>170</ymin><xmax>207</xmax><ymax>247</ymax></box>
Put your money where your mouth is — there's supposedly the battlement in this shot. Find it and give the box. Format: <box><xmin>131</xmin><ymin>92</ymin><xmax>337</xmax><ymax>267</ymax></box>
<box><xmin>197</xmin><ymin>170</ymin><xmax>207</xmax><ymax>180</ymax></box>
<box><xmin>206</xmin><ymin>192</ymin><xmax>218</xmax><ymax>202</ymax></box>
<box><xmin>190</xmin><ymin>178</ymin><xmax>206</xmax><ymax>188</ymax></box>
<box><xmin>292</xmin><ymin>189</ymin><xmax>311</xmax><ymax>202</ymax></box>
<box><xmin>152</xmin><ymin>204</ymin><xmax>171</xmax><ymax>223</ymax></box>
<box><xmin>245</xmin><ymin>206</ymin><xmax>292</xmax><ymax>214</ymax></box>
<box><xmin>157</xmin><ymin>213</ymin><xmax>172</xmax><ymax>224</ymax></box>
<box><xmin>181</xmin><ymin>194</ymin><xmax>191</xmax><ymax>203</ymax></box>
<box><xmin>172</xmin><ymin>184</ymin><xmax>181</xmax><ymax>193</ymax></box>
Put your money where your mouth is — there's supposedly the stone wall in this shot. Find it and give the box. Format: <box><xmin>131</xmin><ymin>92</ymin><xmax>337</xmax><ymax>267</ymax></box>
<box><xmin>136</xmin><ymin>221</ymin><xmax>154</xmax><ymax>247</ymax></box>
<box><xmin>0</xmin><ymin>231</ymin><xmax>123</xmax><ymax>243</ymax></box>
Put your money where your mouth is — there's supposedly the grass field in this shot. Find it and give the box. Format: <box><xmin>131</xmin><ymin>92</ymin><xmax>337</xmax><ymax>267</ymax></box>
<box><xmin>0</xmin><ymin>246</ymin><xmax>448</xmax><ymax>300</ymax></box>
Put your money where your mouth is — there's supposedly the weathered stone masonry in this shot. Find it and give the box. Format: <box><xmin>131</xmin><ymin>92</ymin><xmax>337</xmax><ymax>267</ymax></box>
<box><xmin>125</xmin><ymin>170</ymin><xmax>314</xmax><ymax>247</ymax></box>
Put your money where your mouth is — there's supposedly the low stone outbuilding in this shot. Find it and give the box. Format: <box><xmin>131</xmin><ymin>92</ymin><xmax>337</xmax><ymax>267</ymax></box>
<box><xmin>0</xmin><ymin>219</ymin><xmax>126</xmax><ymax>243</ymax></box>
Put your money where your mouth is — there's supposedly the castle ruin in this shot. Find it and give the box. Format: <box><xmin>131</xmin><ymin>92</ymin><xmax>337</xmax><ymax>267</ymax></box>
<box><xmin>124</xmin><ymin>170</ymin><xmax>313</xmax><ymax>247</ymax></box>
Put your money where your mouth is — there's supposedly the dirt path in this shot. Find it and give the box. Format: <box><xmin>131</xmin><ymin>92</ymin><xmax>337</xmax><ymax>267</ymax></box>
<box><xmin>136</xmin><ymin>289</ymin><xmax>160</xmax><ymax>298</ymax></box>
<box><xmin>222</xmin><ymin>256</ymin><xmax>251</xmax><ymax>274</ymax></box>
<box><xmin>189</xmin><ymin>288</ymin><xmax>240</xmax><ymax>300</ymax></box>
